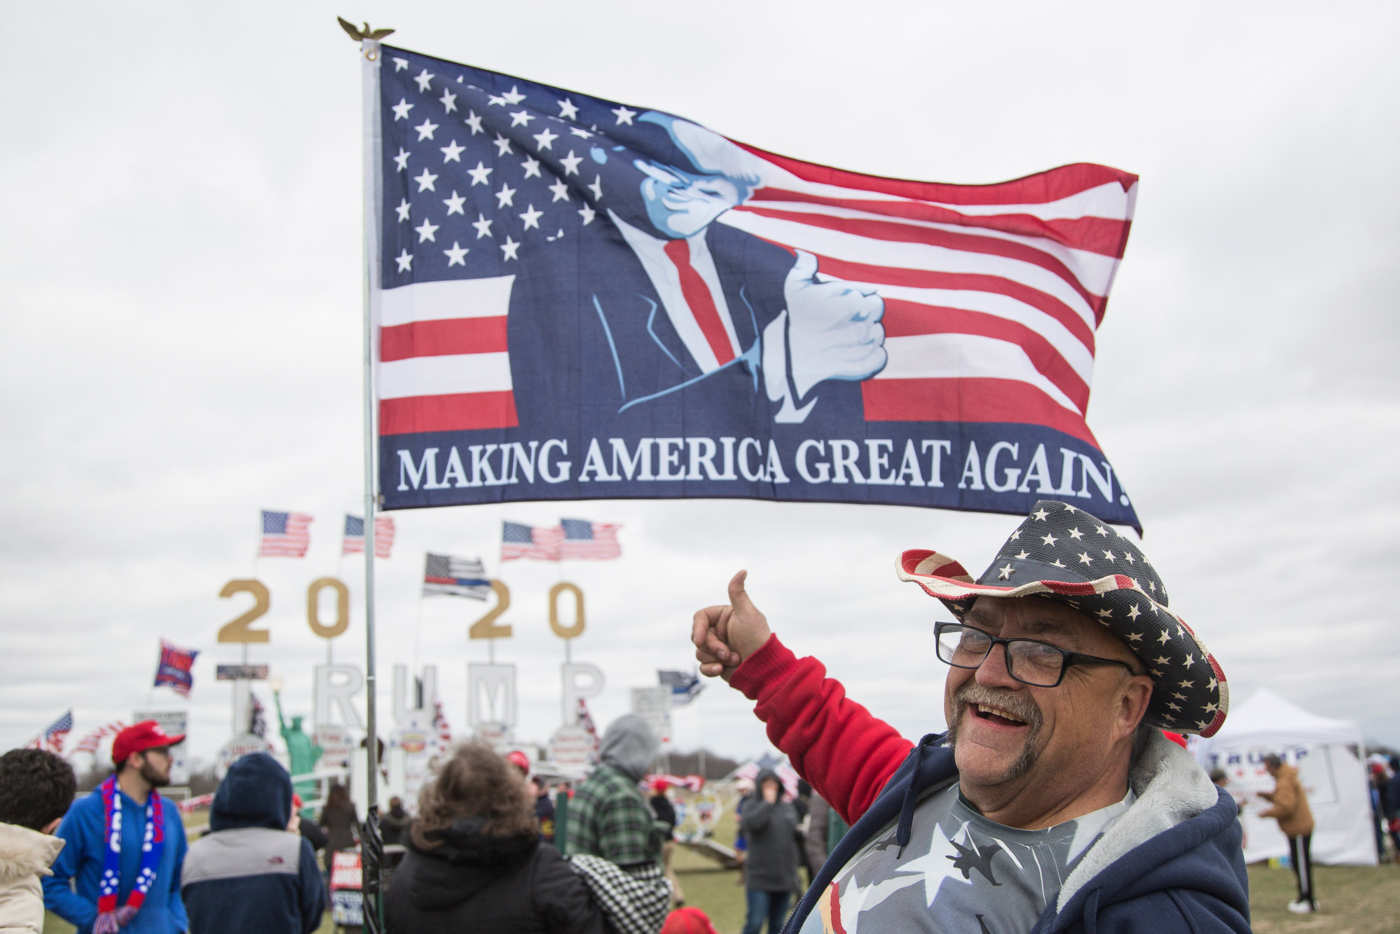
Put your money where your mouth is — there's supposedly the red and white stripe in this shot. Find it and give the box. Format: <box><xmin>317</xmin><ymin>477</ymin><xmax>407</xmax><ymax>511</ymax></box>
<box><xmin>72</xmin><ymin>720</ymin><xmax>128</xmax><ymax>758</ymax></box>
<box><xmin>343</xmin><ymin>516</ymin><xmax>396</xmax><ymax>558</ymax></box>
<box><xmin>374</xmin><ymin>147</ymin><xmax>1132</xmax><ymax>440</ymax></box>
<box><xmin>377</xmin><ymin>277</ymin><xmax>517</xmax><ymax>435</ymax></box>
<box><xmin>723</xmin><ymin>154</ymin><xmax>1136</xmax><ymax>442</ymax></box>
<box><xmin>560</xmin><ymin>522</ymin><xmax>621</xmax><ymax>560</ymax></box>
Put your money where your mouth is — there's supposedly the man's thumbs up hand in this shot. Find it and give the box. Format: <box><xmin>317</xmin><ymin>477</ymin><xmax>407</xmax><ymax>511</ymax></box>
<box><xmin>691</xmin><ymin>570</ymin><xmax>773</xmax><ymax>682</ymax></box>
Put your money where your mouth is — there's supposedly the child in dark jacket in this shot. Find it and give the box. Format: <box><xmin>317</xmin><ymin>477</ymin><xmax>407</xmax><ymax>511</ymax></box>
<box><xmin>182</xmin><ymin>752</ymin><xmax>326</xmax><ymax>934</ymax></box>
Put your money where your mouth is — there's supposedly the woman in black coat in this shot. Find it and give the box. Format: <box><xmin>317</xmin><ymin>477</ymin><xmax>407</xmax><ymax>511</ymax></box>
<box><xmin>385</xmin><ymin>741</ymin><xmax>604</xmax><ymax>934</ymax></box>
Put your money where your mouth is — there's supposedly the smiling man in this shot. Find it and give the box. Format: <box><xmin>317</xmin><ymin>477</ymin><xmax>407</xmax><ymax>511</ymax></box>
<box><xmin>691</xmin><ymin>500</ymin><xmax>1250</xmax><ymax>932</ymax></box>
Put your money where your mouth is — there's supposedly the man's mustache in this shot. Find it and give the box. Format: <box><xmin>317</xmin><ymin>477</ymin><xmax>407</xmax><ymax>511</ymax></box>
<box><xmin>952</xmin><ymin>683</ymin><xmax>1042</xmax><ymax>730</ymax></box>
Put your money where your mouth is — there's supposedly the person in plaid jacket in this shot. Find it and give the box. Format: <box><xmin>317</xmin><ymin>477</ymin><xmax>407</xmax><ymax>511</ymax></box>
<box><xmin>566</xmin><ymin>715</ymin><xmax>663</xmax><ymax>869</ymax></box>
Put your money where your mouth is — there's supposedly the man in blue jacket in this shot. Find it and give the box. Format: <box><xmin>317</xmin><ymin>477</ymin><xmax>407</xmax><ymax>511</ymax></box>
<box><xmin>181</xmin><ymin>752</ymin><xmax>326</xmax><ymax>933</ymax></box>
<box><xmin>692</xmin><ymin>500</ymin><xmax>1251</xmax><ymax>932</ymax></box>
<box><xmin>43</xmin><ymin>721</ymin><xmax>189</xmax><ymax>934</ymax></box>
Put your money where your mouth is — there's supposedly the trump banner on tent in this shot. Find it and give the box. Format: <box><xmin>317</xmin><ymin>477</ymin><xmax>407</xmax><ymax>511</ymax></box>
<box><xmin>369</xmin><ymin>44</ymin><xmax>1142</xmax><ymax>529</ymax></box>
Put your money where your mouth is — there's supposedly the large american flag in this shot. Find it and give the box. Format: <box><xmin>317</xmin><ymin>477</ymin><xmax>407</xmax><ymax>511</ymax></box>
<box><xmin>259</xmin><ymin>510</ymin><xmax>313</xmax><ymax>558</ymax></box>
<box><xmin>500</xmin><ymin>521</ymin><xmax>565</xmax><ymax>561</ymax></box>
<box><xmin>559</xmin><ymin>518</ymin><xmax>621</xmax><ymax>560</ymax></box>
<box><xmin>372</xmin><ymin>47</ymin><xmax>1133</xmax><ymax>446</ymax></box>
<box><xmin>343</xmin><ymin>514</ymin><xmax>396</xmax><ymax>558</ymax></box>
<box><xmin>26</xmin><ymin>710</ymin><xmax>74</xmax><ymax>753</ymax></box>
<box><xmin>422</xmin><ymin>552</ymin><xmax>491</xmax><ymax>598</ymax></box>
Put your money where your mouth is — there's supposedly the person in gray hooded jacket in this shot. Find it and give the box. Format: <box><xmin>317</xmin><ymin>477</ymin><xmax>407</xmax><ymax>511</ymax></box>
<box><xmin>564</xmin><ymin>714</ymin><xmax>662</xmax><ymax>869</ymax></box>
<box><xmin>181</xmin><ymin>752</ymin><xmax>326</xmax><ymax>934</ymax></box>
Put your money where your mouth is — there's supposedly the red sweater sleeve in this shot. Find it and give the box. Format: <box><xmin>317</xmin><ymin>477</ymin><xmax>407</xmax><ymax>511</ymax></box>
<box><xmin>730</xmin><ymin>634</ymin><xmax>914</xmax><ymax>825</ymax></box>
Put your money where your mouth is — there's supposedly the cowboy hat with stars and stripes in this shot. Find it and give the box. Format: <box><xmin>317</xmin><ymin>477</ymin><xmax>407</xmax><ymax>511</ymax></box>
<box><xmin>897</xmin><ymin>499</ymin><xmax>1227</xmax><ymax>737</ymax></box>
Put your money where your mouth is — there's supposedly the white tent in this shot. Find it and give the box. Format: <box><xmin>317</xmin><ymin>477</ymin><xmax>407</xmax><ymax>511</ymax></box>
<box><xmin>1193</xmin><ymin>688</ymin><xmax>1376</xmax><ymax>865</ymax></box>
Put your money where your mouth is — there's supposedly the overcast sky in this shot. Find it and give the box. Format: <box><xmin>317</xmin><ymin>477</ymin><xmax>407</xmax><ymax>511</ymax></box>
<box><xmin>4</xmin><ymin>2</ymin><xmax>1398</xmax><ymax>775</ymax></box>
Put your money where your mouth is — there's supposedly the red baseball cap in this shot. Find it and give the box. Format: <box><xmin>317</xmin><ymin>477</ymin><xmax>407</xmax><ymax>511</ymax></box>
<box><xmin>506</xmin><ymin>750</ymin><xmax>530</xmax><ymax>774</ymax></box>
<box><xmin>661</xmin><ymin>907</ymin><xmax>719</xmax><ymax>934</ymax></box>
<box><xmin>112</xmin><ymin>720</ymin><xmax>185</xmax><ymax>765</ymax></box>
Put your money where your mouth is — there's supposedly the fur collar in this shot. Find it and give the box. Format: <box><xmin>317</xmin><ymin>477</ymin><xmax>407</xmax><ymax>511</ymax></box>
<box><xmin>1056</xmin><ymin>731</ymin><xmax>1218</xmax><ymax>910</ymax></box>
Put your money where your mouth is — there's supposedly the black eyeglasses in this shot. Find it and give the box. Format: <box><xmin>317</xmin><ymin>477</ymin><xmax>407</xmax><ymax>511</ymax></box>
<box><xmin>933</xmin><ymin>622</ymin><xmax>1142</xmax><ymax>688</ymax></box>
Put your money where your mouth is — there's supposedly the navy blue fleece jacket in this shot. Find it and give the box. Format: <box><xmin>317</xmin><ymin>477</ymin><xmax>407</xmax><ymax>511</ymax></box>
<box><xmin>181</xmin><ymin>753</ymin><xmax>326</xmax><ymax>934</ymax></box>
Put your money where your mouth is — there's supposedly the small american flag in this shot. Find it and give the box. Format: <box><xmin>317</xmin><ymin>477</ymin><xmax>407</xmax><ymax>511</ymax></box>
<box><xmin>73</xmin><ymin>720</ymin><xmax>127</xmax><ymax>757</ymax></box>
<box><xmin>259</xmin><ymin>510</ymin><xmax>313</xmax><ymax>557</ymax></box>
<box><xmin>423</xmin><ymin>552</ymin><xmax>491</xmax><ymax>598</ymax></box>
<box><xmin>26</xmin><ymin>710</ymin><xmax>74</xmax><ymax>753</ymax></box>
<box><xmin>501</xmin><ymin>520</ymin><xmax>564</xmax><ymax>561</ymax></box>
<box><xmin>343</xmin><ymin>514</ymin><xmax>396</xmax><ymax>558</ymax></box>
<box><xmin>559</xmin><ymin>518</ymin><xmax>621</xmax><ymax>560</ymax></box>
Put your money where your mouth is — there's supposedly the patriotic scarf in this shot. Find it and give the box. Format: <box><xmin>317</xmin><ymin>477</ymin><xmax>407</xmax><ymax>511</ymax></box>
<box><xmin>97</xmin><ymin>774</ymin><xmax>164</xmax><ymax>913</ymax></box>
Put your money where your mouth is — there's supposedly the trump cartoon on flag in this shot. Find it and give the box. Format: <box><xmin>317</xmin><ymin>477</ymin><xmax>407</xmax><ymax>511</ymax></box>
<box><xmin>374</xmin><ymin>46</ymin><xmax>1142</xmax><ymax>529</ymax></box>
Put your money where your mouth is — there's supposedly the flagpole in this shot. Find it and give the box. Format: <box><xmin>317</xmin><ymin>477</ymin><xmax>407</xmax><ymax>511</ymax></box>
<box><xmin>355</xmin><ymin>24</ymin><xmax>389</xmax><ymax>934</ymax></box>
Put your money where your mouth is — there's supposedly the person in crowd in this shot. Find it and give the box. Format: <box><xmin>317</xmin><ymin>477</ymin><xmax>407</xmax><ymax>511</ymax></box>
<box><xmin>731</xmin><ymin>777</ymin><xmax>753</xmax><ymax>882</ymax></box>
<box><xmin>532</xmin><ymin>777</ymin><xmax>556</xmax><ymax>844</ymax></box>
<box><xmin>792</xmin><ymin>780</ymin><xmax>813</xmax><ymax>888</ymax></box>
<box><xmin>384</xmin><ymin>741</ymin><xmax>603</xmax><ymax>933</ymax></box>
<box><xmin>380</xmin><ymin>796</ymin><xmax>410</xmax><ymax>847</ymax></box>
<box><xmin>691</xmin><ymin>499</ymin><xmax>1249</xmax><ymax>932</ymax></box>
<box><xmin>1386</xmin><ymin>756</ymin><xmax>1400</xmax><ymax>859</ymax></box>
<box><xmin>507</xmin><ymin>752</ymin><xmax>558</xmax><ymax>844</ymax></box>
<box><xmin>565</xmin><ymin>715</ymin><xmax>662</xmax><ymax>871</ymax></box>
<box><xmin>0</xmin><ymin>747</ymin><xmax>77</xmax><ymax>933</ymax></box>
<box><xmin>43</xmin><ymin>721</ymin><xmax>190</xmax><ymax>934</ymax></box>
<box><xmin>1367</xmin><ymin>763</ymin><xmax>1389</xmax><ymax>862</ymax></box>
<box><xmin>181</xmin><ymin>752</ymin><xmax>325</xmax><ymax>933</ymax></box>
<box><xmin>738</xmin><ymin>769</ymin><xmax>801</xmax><ymax>934</ymax></box>
<box><xmin>292</xmin><ymin>794</ymin><xmax>328</xmax><ymax>857</ymax></box>
<box><xmin>317</xmin><ymin>783</ymin><xmax>358</xmax><ymax>878</ymax></box>
<box><xmin>1259</xmin><ymin>753</ymin><xmax>1317</xmax><ymax>914</ymax></box>
<box><xmin>661</xmin><ymin>905</ymin><xmax>720</xmax><ymax>934</ymax></box>
<box><xmin>801</xmin><ymin>791</ymin><xmax>836</xmax><ymax>886</ymax></box>
<box><xmin>650</xmin><ymin>779</ymin><xmax>683</xmax><ymax>906</ymax></box>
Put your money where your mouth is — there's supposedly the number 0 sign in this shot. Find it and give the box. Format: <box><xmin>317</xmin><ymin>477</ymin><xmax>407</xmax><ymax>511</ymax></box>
<box><xmin>548</xmin><ymin>582</ymin><xmax>586</xmax><ymax>640</ymax></box>
<box><xmin>306</xmin><ymin>577</ymin><xmax>350</xmax><ymax>639</ymax></box>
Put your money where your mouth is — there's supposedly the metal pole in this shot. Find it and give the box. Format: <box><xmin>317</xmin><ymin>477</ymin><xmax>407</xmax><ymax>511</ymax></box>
<box><xmin>357</xmin><ymin>29</ymin><xmax>387</xmax><ymax>934</ymax></box>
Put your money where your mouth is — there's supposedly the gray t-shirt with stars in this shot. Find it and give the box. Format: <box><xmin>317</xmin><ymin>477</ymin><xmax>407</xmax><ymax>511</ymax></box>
<box><xmin>797</xmin><ymin>784</ymin><xmax>1133</xmax><ymax>934</ymax></box>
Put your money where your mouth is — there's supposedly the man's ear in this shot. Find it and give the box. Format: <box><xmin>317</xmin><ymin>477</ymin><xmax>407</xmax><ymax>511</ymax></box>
<box><xmin>1117</xmin><ymin>676</ymin><xmax>1154</xmax><ymax>740</ymax></box>
<box><xmin>42</xmin><ymin>817</ymin><xmax>62</xmax><ymax>835</ymax></box>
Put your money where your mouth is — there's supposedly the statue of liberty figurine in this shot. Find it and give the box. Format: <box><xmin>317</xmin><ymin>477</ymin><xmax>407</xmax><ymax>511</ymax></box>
<box><xmin>274</xmin><ymin>687</ymin><xmax>322</xmax><ymax>813</ymax></box>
